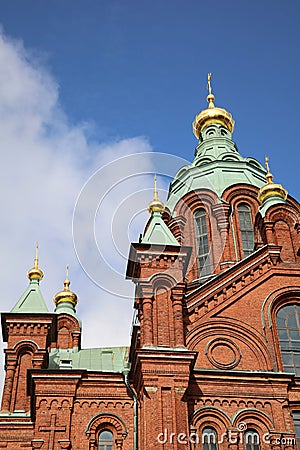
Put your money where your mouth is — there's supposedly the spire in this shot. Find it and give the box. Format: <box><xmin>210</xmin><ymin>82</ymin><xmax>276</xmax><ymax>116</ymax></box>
<box><xmin>258</xmin><ymin>156</ymin><xmax>288</xmax><ymax>205</ymax></box>
<box><xmin>27</xmin><ymin>242</ymin><xmax>44</xmax><ymax>282</ymax></box>
<box><xmin>192</xmin><ymin>73</ymin><xmax>235</xmax><ymax>138</ymax></box>
<box><xmin>54</xmin><ymin>265</ymin><xmax>78</xmax><ymax>308</ymax></box>
<box><xmin>142</xmin><ymin>175</ymin><xmax>178</xmax><ymax>246</ymax></box>
<box><xmin>11</xmin><ymin>245</ymin><xmax>48</xmax><ymax>313</ymax></box>
<box><xmin>206</xmin><ymin>72</ymin><xmax>215</xmax><ymax>108</ymax></box>
<box><xmin>148</xmin><ymin>174</ymin><xmax>165</xmax><ymax>215</ymax></box>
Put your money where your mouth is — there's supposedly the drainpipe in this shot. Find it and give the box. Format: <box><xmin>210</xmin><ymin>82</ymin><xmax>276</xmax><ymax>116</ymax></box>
<box><xmin>123</xmin><ymin>368</ymin><xmax>138</xmax><ymax>450</ymax></box>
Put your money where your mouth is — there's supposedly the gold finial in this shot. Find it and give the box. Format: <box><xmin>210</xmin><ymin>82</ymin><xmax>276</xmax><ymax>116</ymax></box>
<box><xmin>54</xmin><ymin>264</ymin><xmax>78</xmax><ymax>307</ymax></box>
<box><xmin>148</xmin><ymin>174</ymin><xmax>165</xmax><ymax>215</ymax></box>
<box><xmin>206</xmin><ymin>72</ymin><xmax>215</xmax><ymax>108</ymax></box>
<box><xmin>258</xmin><ymin>156</ymin><xmax>288</xmax><ymax>204</ymax></box>
<box><xmin>64</xmin><ymin>264</ymin><xmax>70</xmax><ymax>290</ymax></box>
<box><xmin>207</xmin><ymin>72</ymin><xmax>213</xmax><ymax>95</ymax></box>
<box><xmin>265</xmin><ymin>156</ymin><xmax>274</xmax><ymax>184</ymax></box>
<box><xmin>27</xmin><ymin>242</ymin><xmax>44</xmax><ymax>281</ymax></box>
<box><xmin>192</xmin><ymin>73</ymin><xmax>234</xmax><ymax>138</ymax></box>
<box><xmin>153</xmin><ymin>174</ymin><xmax>158</xmax><ymax>200</ymax></box>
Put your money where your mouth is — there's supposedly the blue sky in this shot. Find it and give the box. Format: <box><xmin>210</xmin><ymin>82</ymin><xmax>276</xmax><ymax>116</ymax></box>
<box><xmin>0</xmin><ymin>0</ymin><xmax>299</xmax><ymax>390</ymax></box>
<box><xmin>1</xmin><ymin>0</ymin><xmax>299</xmax><ymax>198</ymax></box>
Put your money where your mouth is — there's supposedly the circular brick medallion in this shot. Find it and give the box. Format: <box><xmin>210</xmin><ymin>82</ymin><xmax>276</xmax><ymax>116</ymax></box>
<box><xmin>205</xmin><ymin>337</ymin><xmax>241</xmax><ymax>369</ymax></box>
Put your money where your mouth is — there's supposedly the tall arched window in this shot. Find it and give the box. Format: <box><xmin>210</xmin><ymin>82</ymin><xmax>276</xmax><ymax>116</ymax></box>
<box><xmin>194</xmin><ymin>209</ymin><xmax>211</xmax><ymax>276</ymax></box>
<box><xmin>238</xmin><ymin>204</ymin><xmax>254</xmax><ymax>257</ymax></box>
<box><xmin>202</xmin><ymin>426</ymin><xmax>218</xmax><ymax>450</ymax></box>
<box><xmin>98</xmin><ymin>430</ymin><xmax>114</xmax><ymax>450</ymax></box>
<box><xmin>245</xmin><ymin>429</ymin><xmax>260</xmax><ymax>450</ymax></box>
<box><xmin>276</xmin><ymin>304</ymin><xmax>300</xmax><ymax>375</ymax></box>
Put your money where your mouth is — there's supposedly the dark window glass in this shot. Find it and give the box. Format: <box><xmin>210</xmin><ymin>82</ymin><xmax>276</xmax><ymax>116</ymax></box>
<box><xmin>292</xmin><ymin>412</ymin><xmax>300</xmax><ymax>448</ymax></box>
<box><xmin>194</xmin><ymin>209</ymin><xmax>211</xmax><ymax>276</ymax></box>
<box><xmin>237</xmin><ymin>204</ymin><xmax>254</xmax><ymax>257</ymax></box>
<box><xmin>202</xmin><ymin>427</ymin><xmax>218</xmax><ymax>450</ymax></box>
<box><xmin>277</xmin><ymin>304</ymin><xmax>300</xmax><ymax>376</ymax></box>
<box><xmin>245</xmin><ymin>429</ymin><xmax>260</xmax><ymax>450</ymax></box>
<box><xmin>98</xmin><ymin>430</ymin><xmax>114</xmax><ymax>450</ymax></box>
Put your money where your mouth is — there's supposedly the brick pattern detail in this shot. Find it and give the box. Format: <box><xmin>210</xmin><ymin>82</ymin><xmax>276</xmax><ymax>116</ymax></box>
<box><xmin>1</xmin><ymin>183</ymin><xmax>300</xmax><ymax>448</ymax></box>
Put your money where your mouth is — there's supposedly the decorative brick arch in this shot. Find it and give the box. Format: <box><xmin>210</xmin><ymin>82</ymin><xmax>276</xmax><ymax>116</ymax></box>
<box><xmin>190</xmin><ymin>406</ymin><xmax>231</xmax><ymax>442</ymax></box>
<box><xmin>85</xmin><ymin>412</ymin><xmax>128</xmax><ymax>449</ymax></box>
<box><xmin>149</xmin><ymin>272</ymin><xmax>178</xmax><ymax>290</ymax></box>
<box><xmin>232</xmin><ymin>407</ymin><xmax>274</xmax><ymax>431</ymax></box>
<box><xmin>13</xmin><ymin>340</ymin><xmax>39</xmax><ymax>353</ymax></box>
<box><xmin>186</xmin><ymin>319</ymin><xmax>273</xmax><ymax>372</ymax></box>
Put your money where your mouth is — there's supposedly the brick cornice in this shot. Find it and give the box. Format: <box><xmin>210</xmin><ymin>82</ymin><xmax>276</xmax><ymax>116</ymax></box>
<box><xmin>186</xmin><ymin>245</ymin><xmax>282</xmax><ymax>316</ymax></box>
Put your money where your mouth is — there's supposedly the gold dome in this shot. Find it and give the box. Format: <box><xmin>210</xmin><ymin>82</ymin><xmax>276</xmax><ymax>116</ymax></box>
<box><xmin>27</xmin><ymin>243</ymin><xmax>44</xmax><ymax>281</ymax></box>
<box><xmin>192</xmin><ymin>73</ymin><xmax>235</xmax><ymax>138</ymax></box>
<box><xmin>148</xmin><ymin>174</ymin><xmax>165</xmax><ymax>214</ymax></box>
<box><xmin>54</xmin><ymin>265</ymin><xmax>78</xmax><ymax>307</ymax></box>
<box><xmin>258</xmin><ymin>157</ymin><xmax>288</xmax><ymax>204</ymax></box>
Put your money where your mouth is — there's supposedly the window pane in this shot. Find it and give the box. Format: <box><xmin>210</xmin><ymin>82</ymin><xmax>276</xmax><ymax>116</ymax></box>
<box><xmin>278</xmin><ymin>329</ymin><xmax>288</xmax><ymax>340</ymax></box>
<box><xmin>277</xmin><ymin>304</ymin><xmax>300</xmax><ymax>375</ymax></box>
<box><xmin>245</xmin><ymin>430</ymin><xmax>260</xmax><ymax>450</ymax></box>
<box><xmin>292</xmin><ymin>412</ymin><xmax>300</xmax><ymax>448</ymax></box>
<box><xmin>98</xmin><ymin>429</ymin><xmax>114</xmax><ymax>450</ymax></box>
<box><xmin>238</xmin><ymin>204</ymin><xmax>254</xmax><ymax>258</ymax></box>
<box><xmin>202</xmin><ymin>427</ymin><xmax>217</xmax><ymax>450</ymax></box>
<box><xmin>194</xmin><ymin>210</ymin><xmax>211</xmax><ymax>276</ymax></box>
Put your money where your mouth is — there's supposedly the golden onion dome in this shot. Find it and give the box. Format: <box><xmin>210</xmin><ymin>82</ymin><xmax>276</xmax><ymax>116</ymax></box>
<box><xmin>192</xmin><ymin>73</ymin><xmax>235</xmax><ymax>138</ymax></box>
<box><xmin>148</xmin><ymin>174</ymin><xmax>165</xmax><ymax>214</ymax></box>
<box><xmin>258</xmin><ymin>157</ymin><xmax>288</xmax><ymax>204</ymax></box>
<box><xmin>27</xmin><ymin>243</ymin><xmax>44</xmax><ymax>281</ymax></box>
<box><xmin>54</xmin><ymin>265</ymin><xmax>78</xmax><ymax>307</ymax></box>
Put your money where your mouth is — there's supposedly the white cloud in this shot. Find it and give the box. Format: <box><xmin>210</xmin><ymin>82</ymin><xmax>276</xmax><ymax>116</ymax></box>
<box><xmin>0</xmin><ymin>31</ymin><xmax>157</xmax><ymax>397</ymax></box>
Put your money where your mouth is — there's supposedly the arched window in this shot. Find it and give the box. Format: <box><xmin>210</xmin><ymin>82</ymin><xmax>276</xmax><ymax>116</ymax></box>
<box><xmin>202</xmin><ymin>426</ymin><xmax>218</xmax><ymax>450</ymax></box>
<box><xmin>98</xmin><ymin>429</ymin><xmax>114</xmax><ymax>450</ymax></box>
<box><xmin>238</xmin><ymin>204</ymin><xmax>254</xmax><ymax>257</ymax></box>
<box><xmin>194</xmin><ymin>209</ymin><xmax>211</xmax><ymax>276</ymax></box>
<box><xmin>276</xmin><ymin>304</ymin><xmax>300</xmax><ymax>375</ymax></box>
<box><xmin>245</xmin><ymin>429</ymin><xmax>260</xmax><ymax>450</ymax></box>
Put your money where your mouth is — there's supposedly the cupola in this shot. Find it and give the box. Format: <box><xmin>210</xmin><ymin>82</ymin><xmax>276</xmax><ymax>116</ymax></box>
<box><xmin>258</xmin><ymin>157</ymin><xmax>288</xmax><ymax>205</ymax></box>
<box><xmin>192</xmin><ymin>73</ymin><xmax>235</xmax><ymax>138</ymax></box>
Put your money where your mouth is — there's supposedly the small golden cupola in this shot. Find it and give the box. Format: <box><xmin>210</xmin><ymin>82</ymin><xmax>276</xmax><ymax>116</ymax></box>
<box><xmin>148</xmin><ymin>174</ymin><xmax>165</xmax><ymax>215</ymax></box>
<box><xmin>54</xmin><ymin>265</ymin><xmax>78</xmax><ymax>308</ymax></box>
<box><xmin>27</xmin><ymin>242</ymin><xmax>44</xmax><ymax>282</ymax></box>
<box><xmin>192</xmin><ymin>73</ymin><xmax>235</xmax><ymax>138</ymax></box>
<box><xmin>258</xmin><ymin>157</ymin><xmax>288</xmax><ymax>204</ymax></box>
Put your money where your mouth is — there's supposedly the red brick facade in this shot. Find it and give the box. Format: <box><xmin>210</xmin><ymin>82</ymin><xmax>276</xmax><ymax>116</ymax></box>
<box><xmin>1</xmin><ymin>120</ymin><xmax>300</xmax><ymax>448</ymax></box>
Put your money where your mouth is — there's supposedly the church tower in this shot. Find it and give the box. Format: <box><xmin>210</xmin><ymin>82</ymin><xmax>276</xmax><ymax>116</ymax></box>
<box><xmin>1</xmin><ymin>246</ymin><xmax>55</xmax><ymax>413</ymax></box>
<box><xmin>127</xmin><ymin>75</ymin><xmax>300</xmax><ymax>449</ymax></box>
<box><xmin>1</xmin><ymin>76</ymin><xmax>300</xmax><ymax>449</ymax></box>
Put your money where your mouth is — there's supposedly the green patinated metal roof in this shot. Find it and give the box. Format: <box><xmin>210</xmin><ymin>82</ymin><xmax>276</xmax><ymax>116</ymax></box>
<box><xmin>166</xmin><ymin>124</ymin><xmax>267</xmax><ymax>213</ymax></box>
<box><xmin>55</xmin><ymin>301</ymin><xmax>82</xmax><ymax>327</ymax></box>
<box><xmin>141</xmin><ymin>210</ymin><xmax>179</xmax><ymax>245</ymax></box>
<box><xmin>11</xmin><ymin>279</ymin><xmax>48</xmax><ymax>313</ymax></box>
<box><xmin>48</xmin><ymin>346</ymin><xmax>129</xmax><ymax>372</ymax></box>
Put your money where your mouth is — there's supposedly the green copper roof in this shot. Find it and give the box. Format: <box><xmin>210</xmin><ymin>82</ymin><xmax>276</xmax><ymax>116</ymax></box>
<box><xmin>166</xmin><ymin>124</ymin><xmax>266</xmax><ymax>213</ymax></box>
<box><xmin>11</xmin><ymin>279</ymin><xmax>48</xmax><ymax>313</ymax></box>
<box><xmin>48</xmin><ymin>346</ymin><xmax>129</xmax><ymax>372</ymax></box>
<box><xmin>141</xmin><ymin>210</ymin><xmax>179</xmax><ymax>245</ymax></box>
<box><xmin>55</xmin><ymin>301</ymin><xmax>82</xmax><ymax>327</ymax></box>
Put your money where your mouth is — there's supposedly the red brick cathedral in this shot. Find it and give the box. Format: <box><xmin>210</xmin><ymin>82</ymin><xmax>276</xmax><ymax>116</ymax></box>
<box><xmin>1</xmin><ymin>78</ymin><xmax>300</xmax><ymax>450</ymax></box>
